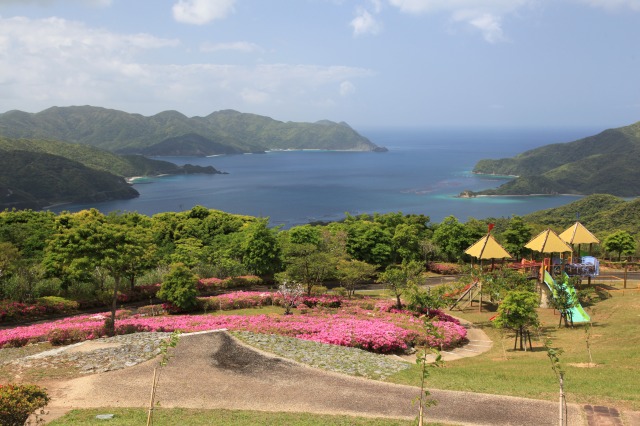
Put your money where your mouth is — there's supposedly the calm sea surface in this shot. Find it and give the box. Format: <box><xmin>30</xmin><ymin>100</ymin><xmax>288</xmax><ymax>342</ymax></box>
<box><xmin>51</xmin><ymin>127</ymin><xmax>600</xmax><ymax>228</ymax></box>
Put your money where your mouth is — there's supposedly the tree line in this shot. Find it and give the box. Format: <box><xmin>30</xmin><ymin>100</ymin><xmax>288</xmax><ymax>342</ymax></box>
<box><xmin>1</xmin><ymin>206</ymin><xmax>637</xmax><ymax>313</ymax></box>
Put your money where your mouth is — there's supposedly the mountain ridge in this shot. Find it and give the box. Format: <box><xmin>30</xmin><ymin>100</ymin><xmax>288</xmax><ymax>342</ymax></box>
<box><xmin>466</xmin><ymin>120</ymin><xmax>640</xmax><ymax>197</ymax></box>
<box><xmin>0</xmin><ymin>106</ymin><xmax>384</xmax><ymax>155</ymax></box>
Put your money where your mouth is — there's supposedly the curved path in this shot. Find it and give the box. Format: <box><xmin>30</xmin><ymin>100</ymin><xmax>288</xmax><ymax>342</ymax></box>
<box><xmin>44</xmin><ymin>330</ymin><xmax>586</xmax><ymax>425</ymax></box>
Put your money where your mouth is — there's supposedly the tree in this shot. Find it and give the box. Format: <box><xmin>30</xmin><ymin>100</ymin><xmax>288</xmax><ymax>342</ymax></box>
<box><xmin>392</xmin><ymin>223</ymin><xmax>422</xmax><ymax>263</ymax></box>
<box><xmin>493</xmin><ymin>290</ymin><xmax>539</xmax><ymax>351</ymax></box>
<box><xmin>345</xmin><ymin>219</ymin><xmax>393</xmax><ymax>266</ymax></box>
<box><xmin>501</xmin><ymin>216</ymin><xmax>532</xmax><ymax>261</ymax></box>
<box><xmin>43</xmin><ymin>209</ymin><xmax>151</xmax><ymax>334</ymax></box>
<box><xmin>0</xmin><ymin>242</ymin><xmax>20</xmax><ymax>282</ymax></box>
<box><xmin>282</xmin><ymin>242</ymin><xmax>337</xmax><ymax>295</ymax></box>
<box><xmin>157</xmin><ymin>263</ymin><xmax>198</xmax><ymax>311</ymax></box>
<box><xmin>378</xmin><ymin>260</ymin><xmax>424</xmax><ymax>309</ymax></box>
<box><xmin>431</xmin><ymin>216</ymin><xmax>475</xmax><ymax>262</ymax></box>
<box><xmin>336</xmin><ymin>258</ymin><xmax>377</xmax><ymax>297</ymax></box>
<box><xmin>239</xmin><ymin>219</ymin><xmax>281</xmax><ymax>276</ymax></box>
<box><xmin>603</xmin><ymin>230</ymin><xmax>636</xmax><ymax>261</ymax></box>
<box><xmin>274</xmin><ymin>275</ymin><xmax>305</xmax><ymax>315</ymax></box>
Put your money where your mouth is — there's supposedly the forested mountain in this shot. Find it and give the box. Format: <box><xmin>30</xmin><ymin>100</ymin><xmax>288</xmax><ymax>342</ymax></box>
<box><xmin>0</xmin><ymin>138</ymin><xmax>222</xmax><ymax>210</ymax></box>
<box><xmin>469</xmin><ymin>121</ymin><xmax>640</xmax><ymax>196</ymax></box>
<box><xmin>0</xmin><ymin>106</ymin><xmax>383</xmax><ymax>155</ymax></box>
<box><xmin>523</xmin><ymin>194</ymin><xmax>640</xmax><ymax>235</ymax></box>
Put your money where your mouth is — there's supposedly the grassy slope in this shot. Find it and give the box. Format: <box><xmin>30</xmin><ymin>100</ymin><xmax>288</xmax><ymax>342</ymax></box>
<box><xmin>389</xmin><ymin>285</ymin><xmax>640</xmax><ymax>410</ymax></box>
<box><xmin>48</xmin><ymin>408</ymin><xmax>437</xmax><ymax>426</ymax></box>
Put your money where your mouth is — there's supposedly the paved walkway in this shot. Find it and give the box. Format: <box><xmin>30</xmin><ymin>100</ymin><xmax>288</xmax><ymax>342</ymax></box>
<box><xmin>43</xmin><ymin>330</ymin><xmax>588</xmax><ymax>425</ymax></box>
<box><xmin>36</xmin><ymin>320</ymin><xmax>639</xmax><ymax>425</ymax></box>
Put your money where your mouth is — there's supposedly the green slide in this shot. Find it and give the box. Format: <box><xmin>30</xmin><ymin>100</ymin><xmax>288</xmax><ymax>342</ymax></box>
<box><xmin>543</xmin><ymin>271</ymin><xmax>590</xmax><ymax>323</ymax></box>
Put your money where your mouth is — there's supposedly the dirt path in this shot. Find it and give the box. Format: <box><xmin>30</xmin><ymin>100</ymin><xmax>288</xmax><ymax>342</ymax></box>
<box><xmin>42</xmin><ymin>330</ymin><xmax>585</xmax><ymax>425</ymax></box>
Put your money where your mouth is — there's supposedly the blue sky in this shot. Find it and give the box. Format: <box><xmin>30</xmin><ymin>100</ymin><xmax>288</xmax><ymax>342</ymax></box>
<box><xmin>0</xmin><ymin>0</ymin><xmax>638</xmax><ymax>130</ymax></box>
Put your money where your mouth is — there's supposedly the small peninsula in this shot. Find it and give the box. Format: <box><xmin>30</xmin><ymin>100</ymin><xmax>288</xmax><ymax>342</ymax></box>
<box><xmin>462</xmin><ymin>120</ymin><xmax>640</xmax><ymax>197</ymax></box>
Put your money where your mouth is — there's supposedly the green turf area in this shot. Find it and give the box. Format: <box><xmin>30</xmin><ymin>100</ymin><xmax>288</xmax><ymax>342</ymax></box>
<box><xmin>48</xmin><ymin>408</ymin><xmax>441</xmax><ymax>425</ymax></box>
<box><xmin>388</xmin><ymin>286</ymin><xmax>640</xmax><ymax>410</ymax></box>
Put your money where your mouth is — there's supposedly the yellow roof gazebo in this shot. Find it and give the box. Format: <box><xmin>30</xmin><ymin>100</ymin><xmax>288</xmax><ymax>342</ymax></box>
<box><xmin>525</xmin><ymin>229</ymin><xmax>573</xmax><ymax>254</ymax></box>
<box><xmin>559</xmin><ymin>222</ymin><xmax>600</xmax><ymax>245</ymax></box>
<box><xmin>465</xmin><ymin>233</ymin><xmax>512</xmax><ymax>260</ymax></box>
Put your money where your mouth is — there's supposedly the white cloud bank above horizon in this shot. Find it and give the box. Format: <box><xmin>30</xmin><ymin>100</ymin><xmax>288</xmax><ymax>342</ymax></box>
<box><xmin>0</xmin><ymin>16</ymin><xmax>372</xmax><ymax>117</ymax></box>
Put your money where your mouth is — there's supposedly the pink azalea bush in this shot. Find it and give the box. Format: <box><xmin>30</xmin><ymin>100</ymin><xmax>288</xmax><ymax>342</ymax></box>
<box><xmin>197</xmin><ymin>275</ymin><xmax>262</xmax><ymax>293</ymax></box>
<box><xmin>0</xmin><ymin>292</ymin><xmax>467</xmax><ymax>354</ymax></box>
<box><xmin>0</xmin><ymin>298</ymin><xmax>80</xmax><ymax>323</ymax></box>
<box><xmin>428</xmin><ymin>262</ymin><xmax>462</xmax><ymax>275</ymax></box>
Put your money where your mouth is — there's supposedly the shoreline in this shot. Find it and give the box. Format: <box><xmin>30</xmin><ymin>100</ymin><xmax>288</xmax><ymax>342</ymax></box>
<box><xmin>457</xmin><ymin>193</ymin><xmax>584</xmax><ymax>199</ymax></box>
<box><xmin>471</xmin><ymin>171</ymin><xmax>519</xmax><ymax>178</ymax></box>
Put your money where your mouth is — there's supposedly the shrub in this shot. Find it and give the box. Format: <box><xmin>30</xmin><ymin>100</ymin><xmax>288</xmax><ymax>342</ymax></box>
<box><xmin>428</xmin><ymin>262</ymin><xmax>462</xmax><ymax>275</ymax></box>
<box><xmin>47</xmin><ymin>328</ymin><xmax>94</xmax><ymax>345</ymax></box>
<box><xmin>0</xmin><ymin>384</ymin><xmax>50</xmax><ymax>426</ymax></box>
<box><xmin>33</xmin><ymin>278</ymin><xmax>62</xmax><ymax>298</ymax></box>
<box><xmin>310</xmin><ymin>285</ymin><xmax>328</xmax><ymax>295</ymax></box>
<box><xmin>197</xmin><ymin>277</ymin><xmax>224</xmax><ymax>293</ymax></box>
<box><xmin>136</xmin><ymin>304</ymin><xmax>166</xmax><ymax>316</ymax></box>
<box><xmin>37</xmin><ymin>296</ymin><xmax>79</xmax><ymax>315</ymax></box>
<box><xmin>158</xmin><ymin>264</ymin><xmax>199</xmax><ymax>312</ymax></box>
<box><xmin>222</xmin><ymin>275</ymin><xmax>263</xmax><ymax>288</ymax></box>
<box><xmin>332</xmin><ymin>286</ymin><xmax>348</xmax><ymax>297</ymax></box>
<box><xmin>301</xmin><ymin>295</ymin><xmax>342</xmax><ymax>309</ymax></box>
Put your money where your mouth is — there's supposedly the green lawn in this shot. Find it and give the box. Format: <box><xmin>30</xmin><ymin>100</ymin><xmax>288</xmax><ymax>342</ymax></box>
<box><xmin>388</xmin><ymin>285</ymin><xmax>640</xmax><ymax>410</ymax></box>
<box><xmin>49</xmin><ymin>408</ymin><xmax>437</xmax><ymax>426</ymax></box>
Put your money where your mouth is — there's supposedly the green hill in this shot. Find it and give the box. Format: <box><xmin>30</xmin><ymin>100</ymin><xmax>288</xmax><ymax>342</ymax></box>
<box><xmin>0</xmin><ymin>138</ymin><xmax>223</xmax><ymax>210</ymax></box>
<box><xmin>0</xmin><ymin>150</ymin><xmax>138</xmax><ymax>210</ymax></box>
<box><xmin>523</xmin><ymin>194</ymin><xmax>640</xmax><ymax>236</ymax></box>
<box><xmin>469</xmin><ymin>121</ymin><xmax>640</xmax><ymax>197</ymax></box>
<box><xmin>0</xmin><ymin>106</ymin><xmax>383</xmax><ymax>155</ymax></box>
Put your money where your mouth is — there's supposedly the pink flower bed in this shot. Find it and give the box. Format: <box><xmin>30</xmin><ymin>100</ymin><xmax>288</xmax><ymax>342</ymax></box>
<box><xmin>0</xmin><ymin>293</ymin><xmax>467</xmax><ymax>354</ymax></box>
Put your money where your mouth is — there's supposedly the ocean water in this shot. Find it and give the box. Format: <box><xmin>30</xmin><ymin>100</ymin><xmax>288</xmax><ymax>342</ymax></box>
<box><xmin>50</xmin><ymin>127</ymin><xmax>600</xmax><ymax>228</ymax></box>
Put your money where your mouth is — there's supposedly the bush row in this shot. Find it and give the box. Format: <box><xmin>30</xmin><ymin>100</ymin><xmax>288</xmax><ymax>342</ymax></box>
<box><xmin>0</xmin><ymin>297</ymin><xmax>79</xmax><ymax>323</ymax></box>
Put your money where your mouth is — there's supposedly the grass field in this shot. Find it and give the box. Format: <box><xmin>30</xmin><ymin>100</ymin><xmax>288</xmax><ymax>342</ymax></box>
<box><xmin>48</xmin><ymin>408</ymin><xmax>433</xmax><ymax>426</ymax></box>
<box><xmin>389</xmin><ymin>282</ymin><xmax>640</xmax><ymax>410</ymax></box>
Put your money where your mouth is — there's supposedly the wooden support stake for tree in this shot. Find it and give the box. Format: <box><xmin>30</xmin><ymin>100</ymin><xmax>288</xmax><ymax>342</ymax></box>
<box><xmin>146</xmin><ymin>367</ymin><xmax>158</xmax><ymax>426</ymax></box>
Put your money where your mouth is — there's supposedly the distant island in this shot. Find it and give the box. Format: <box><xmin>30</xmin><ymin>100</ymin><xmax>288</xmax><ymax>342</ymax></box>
<box><xmin>0</xmin><ymin>106</ymin><xmax>385</xmax><ymax>210</ymax></box>
<box><xmin>460</xmin><ymin>119</ymin><xmax>640</xmax><ymax>197</ymax></box>
<box><xmin>0</xmin><ymin>106</ymin><xmax>386</xmax><ymax>156</ymax></box>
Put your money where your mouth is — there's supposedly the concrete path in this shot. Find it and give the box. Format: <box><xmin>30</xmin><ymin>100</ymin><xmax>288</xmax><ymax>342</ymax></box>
<box><xmin>44</xmin><ymin>330</ymin><xmax>587</xmax><ymax>425</ymax></box>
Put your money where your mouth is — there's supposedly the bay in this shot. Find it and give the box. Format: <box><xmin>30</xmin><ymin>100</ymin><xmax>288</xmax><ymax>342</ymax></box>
<box><xmin>50</xmin><ymin>126</ymin><xmax>600</xmax><ymax>228</ymax></box>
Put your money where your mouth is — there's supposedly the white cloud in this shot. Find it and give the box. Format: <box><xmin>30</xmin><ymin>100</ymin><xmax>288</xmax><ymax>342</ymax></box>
<box><xmin>340</xmin><ymin>80</ymin><xmax>356</xmax><ymax>96</ymax></box>
<box><xmin>0</xmin><ymin>0</ymin><xmax>112</xmax><ymax>6</ymax></box>
<box><xmin>387</xmin><ymin>0</ymin><xmax>529</xmax><ymax>42</ymax></box>
<box><xmin>576</xmin><ymin>0</ymin><xmax>640</xmax><ymax>11</ymax></box>
<box><xmin>350</xmin><ymin>7</ymin><xmax>383</xmax><ymax>36</ymax></box>
<box><xmin>172</xmin><ymin>0</ymin><xmax>235</xmax><ymax>25</ymax></box>
<box><xmin>200</xmin><ymin>41</ymin><xmax>261</xmax><ymax>53</ymax></box>
<box><xmin>453</xmin><ymin>11</ymin><xmax>506</xmax><ymax>43</ymax></box>
<box><xmin>0</xmin><ymin>16</ymin><xmax>373</xmax><ymax>117</ymax></box>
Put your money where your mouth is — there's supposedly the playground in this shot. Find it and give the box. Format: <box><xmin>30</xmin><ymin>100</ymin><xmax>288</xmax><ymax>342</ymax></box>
<box><xmin>2</xmin><ymin>222</ymin><xmax>640</xmax><ymax>425</ymax></box>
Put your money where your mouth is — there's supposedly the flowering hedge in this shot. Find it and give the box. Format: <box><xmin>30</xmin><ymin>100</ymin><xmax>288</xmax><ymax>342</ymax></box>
<box><xmin>0</xmin><ymin>300</ymin><xmax>467</xmax><ymax>354</ymax></box>
<box><xmin>0</xmin><ymin>298</ymin><xmax>80</xmax><ymax>323</ymax></box>
<box><xmin>428</xmin><ymin>262</ymin><xmax>462</xmax><ymax>275</ymax></box>
<box><xmin>197</xmin><ymin>275</ymin><xmax>263</xmax><ymax>293</ymax></box>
